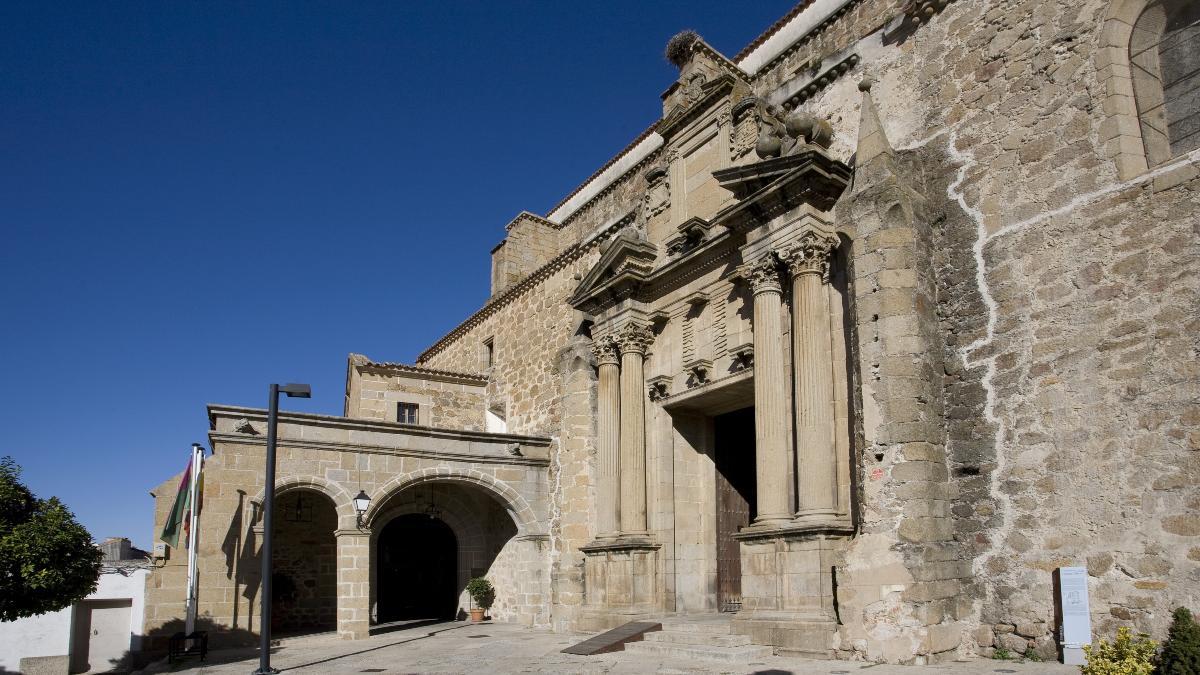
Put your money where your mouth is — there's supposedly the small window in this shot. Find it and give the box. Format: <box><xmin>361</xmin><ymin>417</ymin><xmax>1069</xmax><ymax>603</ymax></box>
<box><xmin>397</xmin><ymin>402</ymin><xmax>419</xmax><ymax>425</ymax></box>
<box><xmin>1131</xmin><ymin>0</ymin><xmax>1200</xmax><ymax>164</ymax></box>
<box><xmin>484</xmin><ymin>337</ymin><xmax>495</xmax><ymax>368</ymax></box>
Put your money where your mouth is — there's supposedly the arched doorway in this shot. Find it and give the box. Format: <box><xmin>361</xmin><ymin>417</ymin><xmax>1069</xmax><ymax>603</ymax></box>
<box><xmin>271</xmin><ymin>489</ymin><xmax>337</xmax><ymax>635</ymax></box>
<box><xmin>376</xmin><ymin>514</ymin><xmax>458</xmax><ymax>622</ymax></box>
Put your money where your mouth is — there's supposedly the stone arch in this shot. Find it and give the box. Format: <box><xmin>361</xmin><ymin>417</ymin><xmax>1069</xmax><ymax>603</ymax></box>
<box><xmin>252</xmin><ymin>475</ymin><xmax>358</xmax><ymax>526</ymax></box>
<box><xmin>1098</xmin><ymin>0</ymin><xmax>1155</xmax><ymax>178</ymax></box>
<box><xmin>363</xmin><ymin>468</ymin><xmax>540</xmax><ymax>535</ymax></box>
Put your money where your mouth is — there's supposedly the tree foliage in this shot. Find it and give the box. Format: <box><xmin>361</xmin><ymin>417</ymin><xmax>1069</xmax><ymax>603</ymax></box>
<box><xmin>0</xmin><ymin>457</ymin><xmax>102</xmax><ymax>622</ymax></box>
<box><xmin>1159</xmin><ymin>607</ymin><xmax>1200</xmax><ymax>675</ymax></box>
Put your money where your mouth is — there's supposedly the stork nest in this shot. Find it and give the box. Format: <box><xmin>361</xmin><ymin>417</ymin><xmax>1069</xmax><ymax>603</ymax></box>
<box><xmin>665</xmin><ymin>30</ymin><xmax>700</xmax><ymax>68</ymax></box>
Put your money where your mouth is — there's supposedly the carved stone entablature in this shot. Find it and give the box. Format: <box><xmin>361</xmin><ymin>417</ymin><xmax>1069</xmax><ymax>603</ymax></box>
<box><xmin>683</xmin><ymin>359</ymin><xmax>713</xmax><ymax>388</ymax></box>
<box><xmin>665</xmin><ymin>217</ymin><xmax>717</xmax><ymax>259</ymax></box>
<box><xmin>647</xmin><ymin>375</ymin><xmax>672</xmax><ymax>401</ymax></box>
<box><xmin>642</xmin><ymin>165</ymin><xmax>670</xmax><ymax>221</ymax></box>
<box><xmin>739</xmin><ymin>255</ymin><xmax>784</xmax><ymax>295</ymax></box>
<box><xmin>712</xmin><ymin>150</ymin><xmax>852</xmax><ymax>226</ymax></box>
<box><xmin>778</xmin><ymin>229</ymin><xmax>840</xmax><ymax>282</ymax></box>
<box><xmin>730</xmin><ymin>343</ymin><xmax>754</xmax><ymax>370</ymax></box>
<box><xmin>777</xmin><ymin>53</ymin><xmax>861</xmax><ymax>112</ymax></box>
<box><xmin>569</xmin><ymin>233</ymin><xmax>658</xmax><ymax>315</ymax></box>
<box><xmin>590</xmin><ymin>336</ymin><xmax>620</xmax><ymax>367</ymax></box>
<box><xmin>613</xmin><ymin>322</ymin><xmax>655</xmax><ymax>356</ymax></box>
<box><xmin>683</xmin><ymin>290</ymin><xmax>709</xmax><ymax>308</ymax></box>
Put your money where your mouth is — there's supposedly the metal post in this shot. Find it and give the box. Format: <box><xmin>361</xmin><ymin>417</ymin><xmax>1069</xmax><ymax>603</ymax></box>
<box><xmin>184</xmin><ymin>443</ymin><xmax>203</xmax><ymax>640</ymax></box>
<box><xmin>255</xmin><ymin>384</ymin><xmax>279</xmax><ymax>675</ymax></box>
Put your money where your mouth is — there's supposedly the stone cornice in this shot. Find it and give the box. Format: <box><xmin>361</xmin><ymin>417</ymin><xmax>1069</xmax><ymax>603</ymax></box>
<box><xmin>208</xmin><ymin>432</ymin><xmax>551</xmax><ymax>468</ymax></box>
<box><xmin>546</xmin><ymin>123</ymin><xmax>661</xmax><ymax>222</ymax></box>
<box><xmin>417</xmin><ymin>210</ymin><xmax>635</xmax><ymax>363</ymax></box>
<box><xmin>208</xmin><ymin>404</ymin><xmax>551</xmax><ymax>446</ymax></box>
<box><xmin>558</xmin><ymin>145</ymin><xmax>664</xmax><ymax>230</ymax></box>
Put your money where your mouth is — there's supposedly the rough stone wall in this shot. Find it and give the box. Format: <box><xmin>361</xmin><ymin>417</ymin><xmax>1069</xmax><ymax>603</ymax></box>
<box><xmin>271</xmin><ymin>491</ymin><xmax>337</xmax><ymax>633</ymax></box>
<box><xmin>350</xmin><ymin>366</ymin><xmax>485</xmax><ymax>430</ymax></box>
<box><xmin>403</xmin><ymin>0</ymin><xmax>1198</xmax><ymax>659</ymax></box>
<box><xmin>418</xmin><ymin>246</ymin><xmax>605</xmax><ymax>631</ymax></box>
<box><xmin>491</xmin><ymin>216</ymin><xmax>561</xmax><ymax>296</ymax></box>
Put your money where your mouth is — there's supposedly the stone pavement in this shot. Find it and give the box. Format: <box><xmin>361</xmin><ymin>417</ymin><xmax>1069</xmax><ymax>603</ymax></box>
<box><xmin>137</xmin><ymin>620</ymin><xmax>1077</xmax><ymax>674</ymax></box>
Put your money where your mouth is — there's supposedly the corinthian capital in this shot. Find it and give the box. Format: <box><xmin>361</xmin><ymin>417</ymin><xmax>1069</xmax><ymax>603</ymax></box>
<box><xmin>612</xmin><ymin>322</ymin><xmax>654</xmax><ymax>356</ymax></box>
<box><xmin>778</xmin><ymin>230</ymin><xmax>839</xmax><ymax>282</ymax></box>
<box><xmin>739</xmin><ymin>255</ymin><xmax>783</xmax><ymax>295</ymax></box>
<box><xmin>590</xmin><ymin>336</ymin><xmax>620</xmax><ymax>367</ymax></box>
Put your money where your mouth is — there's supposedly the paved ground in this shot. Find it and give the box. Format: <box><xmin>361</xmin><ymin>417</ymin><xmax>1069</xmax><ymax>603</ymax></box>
<box><xmin>137</xmin><ymin>621</ymin><xmax>1076</xmax><ymax>675</ymax></box>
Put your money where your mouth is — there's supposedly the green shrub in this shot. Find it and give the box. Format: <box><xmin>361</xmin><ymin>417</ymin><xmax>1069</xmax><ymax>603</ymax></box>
<box><xmin>1159</xmin><ymin>607</ymin><xmax>1200</xmax><ymax>675</ymax></box>
<box><xmin>992</xmin><ymin>646</ymin><xmax>1012</xmax><ymax>660</ymax></box>
<box><xmin>465</xmin><ymin>577</ymin><xmax>494</xmax><ymax>610</ymax></box>
<box><xmin>1082</xmin><ymin>627</ymin><xmax>1157</xmax><ymax>675</ymax></box>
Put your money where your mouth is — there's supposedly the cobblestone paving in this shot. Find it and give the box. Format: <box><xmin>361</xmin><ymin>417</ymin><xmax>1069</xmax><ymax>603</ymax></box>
<box><xmin>139</xmin><ymin>621</ymin><xmax>1076</xmax><ymax>674</ymax></box>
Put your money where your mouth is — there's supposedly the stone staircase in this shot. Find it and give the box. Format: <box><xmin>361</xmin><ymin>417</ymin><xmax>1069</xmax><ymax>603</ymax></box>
<box><xmin>624</xmin><ymin>615</ymin><xmax>772</xmax><ymax>664</ymax></box>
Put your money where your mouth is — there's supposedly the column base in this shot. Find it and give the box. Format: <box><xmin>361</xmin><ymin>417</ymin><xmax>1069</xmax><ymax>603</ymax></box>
<box><xmin>580</xmin><ymin>538</ymin><xmax>661</xmax><ymax>617</ymax></box>
<box><xmin>792</xmin><ymin>509</ymin><xmax>848</xmax><ymax>526</ymax></box>
<box><xmin>747</xmin><ymin>514</ymin><xmax>793</xmax><ymax>530</ymax></box>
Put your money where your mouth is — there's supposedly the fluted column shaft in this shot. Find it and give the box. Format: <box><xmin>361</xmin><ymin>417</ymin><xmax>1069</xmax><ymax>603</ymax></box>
<box><xmin>593</xmin><ymin>338</ymin><xmax>622</xmax><ymax>538</ymax></box>
<box><xmin>782</xmin><ymin>234</ymin><xmax>840</xmax><ymax>521</ymax></box>
<box><xmin>745</xmin><ymin>257</ymin><xmax>792</xmax><ymax>526</ymax></box>
<box><xmin>615</xmin><ymin>323</ymin><xmax>653</xmax><ymax>536</ymax></box>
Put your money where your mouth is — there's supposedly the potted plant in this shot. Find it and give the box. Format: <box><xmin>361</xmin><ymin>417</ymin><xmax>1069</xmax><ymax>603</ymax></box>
<box><xmin>465</xmin><ymin>577</ymin><xmax>494</xmax><ymax>622</ymax></box>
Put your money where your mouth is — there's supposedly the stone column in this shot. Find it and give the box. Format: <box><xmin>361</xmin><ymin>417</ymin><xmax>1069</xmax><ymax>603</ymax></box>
<box><xmin>614</xmin><ymin>321</ymin><xmax>653</xmax><ymax>536</ymax></box>
<box><xmin>781</xmin><ymin>231</ymin><xmax>841</xmax><ymax>521</ymax></box>
<box><xmin>743</xmin><ymin>256</ymin><xmax>792</xmax><ymax>526</ymax></box>
<box><xmin>335</xmin><ymin>528</ymin><xmax>371</xmax><ymax>640</ymax></box>
<box><xmin>592</xmin><ymin>336</ymin><xmax>622</xmax><ymax>539</ymax></box>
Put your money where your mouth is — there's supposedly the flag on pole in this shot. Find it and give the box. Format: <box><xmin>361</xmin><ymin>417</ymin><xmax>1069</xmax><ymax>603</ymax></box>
<box><xmin>160</xmin><ymin>457</ymin><xmax>193</xmax><ymax>549</ymax></box>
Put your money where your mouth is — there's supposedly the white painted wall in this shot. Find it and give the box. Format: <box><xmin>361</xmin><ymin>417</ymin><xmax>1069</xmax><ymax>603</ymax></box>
<box><xmin>0</xmin><ymin>568</ymin><xmax>149</xmax><ymax>673</ymax></box>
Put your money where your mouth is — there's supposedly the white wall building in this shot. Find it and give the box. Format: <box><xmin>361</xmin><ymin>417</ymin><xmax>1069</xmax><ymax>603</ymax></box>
<box><xmin>0</xmin><ymin>539</ymin><xmax>150</xmax><ymax>675</ymax></box>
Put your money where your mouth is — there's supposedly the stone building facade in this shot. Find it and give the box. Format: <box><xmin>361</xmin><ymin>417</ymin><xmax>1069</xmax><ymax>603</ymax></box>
<box><xmin>144</xmin><ymin>0</ymin><xmax>1199</xmax><ymax>664</ymax></box>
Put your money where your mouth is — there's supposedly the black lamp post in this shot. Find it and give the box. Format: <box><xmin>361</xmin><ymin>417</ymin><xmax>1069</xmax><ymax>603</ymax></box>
<box><xmin>255</xmin><ymin>383</ymin><xmax>310</xmax><ymax>675</ymax></box>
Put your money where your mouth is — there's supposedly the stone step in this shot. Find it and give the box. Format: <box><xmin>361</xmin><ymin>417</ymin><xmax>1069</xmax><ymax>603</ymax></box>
<box><xmin>657</xmin><ymin>619</ymin><xmax>735</xmax><ymax>635</ymax></box>
<box><xmin>625</xmin><ymin>640</ymin><xmax>773</xmax><ymax>664</ymax></box>
<box><xmin>643</xmin><ymin>630</ymin><xmax>752</xmax><ymax>647</ymax></box>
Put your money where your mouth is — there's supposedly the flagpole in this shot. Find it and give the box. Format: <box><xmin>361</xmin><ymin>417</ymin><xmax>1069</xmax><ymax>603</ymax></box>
<box><xmin>184</xmin><ymin>443</ymin><xmax>203</xmax><ymax>639</ymax></box>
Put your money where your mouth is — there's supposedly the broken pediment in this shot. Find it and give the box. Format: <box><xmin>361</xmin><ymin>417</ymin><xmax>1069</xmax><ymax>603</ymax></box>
<box><xmin>660</xmin><ymin>32</ymin><xmax>752</xmax><ymax>131</ymax></box>
<box><xmin>569</xmin><ymin>232</ymin><xmax>658</xmax><ymax>312</ymax></box>
<box><xmin>665</xmin><ymin>217</ymin><xmax>717</xmax><ymax>258</ymax></box>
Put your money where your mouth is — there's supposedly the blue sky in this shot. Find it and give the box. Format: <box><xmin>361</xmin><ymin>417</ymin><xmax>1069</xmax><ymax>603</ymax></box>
<box><xmin>0</xmin><ymin>1</ymin><xmax>796</xmax><ymax>548</ymax></box>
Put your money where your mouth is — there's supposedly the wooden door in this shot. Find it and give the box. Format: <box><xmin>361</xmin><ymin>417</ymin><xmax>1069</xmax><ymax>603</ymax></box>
<box><xmin>715</xmin><ymin>469</ymin><xmax>749</xmax><ymax>612</ymax></box>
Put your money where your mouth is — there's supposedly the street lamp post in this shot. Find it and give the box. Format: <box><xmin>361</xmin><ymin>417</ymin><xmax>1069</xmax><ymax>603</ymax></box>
<box><xmin>255</xmin><ymin>383</ymin><xmax>310</xmax><ymax>675</ymax></box>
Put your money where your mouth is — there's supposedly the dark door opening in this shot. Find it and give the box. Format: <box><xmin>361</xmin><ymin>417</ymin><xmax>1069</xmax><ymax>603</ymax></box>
<box><xmin>714</xmin><ymin>406</ymin><xmax>756</xmax><ymax>612</ymax></box>
<box><xmin>377</xmin><ymin>514</ymin><xmax>458</xmax><ymax>622</ymax></box>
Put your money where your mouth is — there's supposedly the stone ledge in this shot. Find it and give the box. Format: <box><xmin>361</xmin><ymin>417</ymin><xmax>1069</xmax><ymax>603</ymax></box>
<box><xmin>580</xmin><ymin>537</ymin><xmax>662</xmax><ymax>554</ymax></box>
<box><xmin>732</xmin><ymin>520</ymin><xmax>854</xmax><ymax>542</ymax></box>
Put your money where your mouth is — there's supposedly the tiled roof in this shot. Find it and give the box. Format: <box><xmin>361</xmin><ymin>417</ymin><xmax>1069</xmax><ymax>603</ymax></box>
<box><xmin>350</xmin><ymin>354</ymin><xmax>488</xmax><ymax>383</ymax></box>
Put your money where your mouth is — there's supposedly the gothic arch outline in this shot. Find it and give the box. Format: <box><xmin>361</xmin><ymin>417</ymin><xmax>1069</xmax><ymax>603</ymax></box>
<box><xmin>1098</xmin><ymin>0</ymin><xmax>1155</xmax><ymax>178</ymax></box>
<box><xmin>363</xmin><ymin>468</ymin><xmax>540</xmax><ymax>534</ymax></box>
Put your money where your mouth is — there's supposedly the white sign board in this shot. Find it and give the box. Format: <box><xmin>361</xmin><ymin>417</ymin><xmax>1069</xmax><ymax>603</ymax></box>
<box><xmin>1058</xmin><ymin>566</ymin><xmax>1092</xmax><ymax>665</ymax></box>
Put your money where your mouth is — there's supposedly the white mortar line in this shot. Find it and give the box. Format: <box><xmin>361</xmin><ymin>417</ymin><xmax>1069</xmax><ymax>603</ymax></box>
<box><xmin>899</xmin><ymin>124</ymin><xmax>1199</xmax><ymax>630</ymax></box>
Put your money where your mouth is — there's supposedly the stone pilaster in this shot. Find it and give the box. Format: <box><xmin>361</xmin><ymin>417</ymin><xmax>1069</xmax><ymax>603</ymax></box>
<box><xmin>742</xmin><ymin>255</ymin><xmax>792</xmax><ymax>527</ymax></box>
<box><xmin>780</xmin><ymin>230</ymin><xmax>842</xmax><ymax>522</ymax></box>
<box><xmin>592</xmin><ymin>336</ymin><xmax>622</xmax><ymax>539</ymax></box>
<box><xmin>613</xmin><ymin>321</ymin><xmax>653</xmax><ymax>536</ymax></box>
<box><xmin>335</xmin><ymin>528</ymin><xmax>371</xmax><ymax>640</ymax></box>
